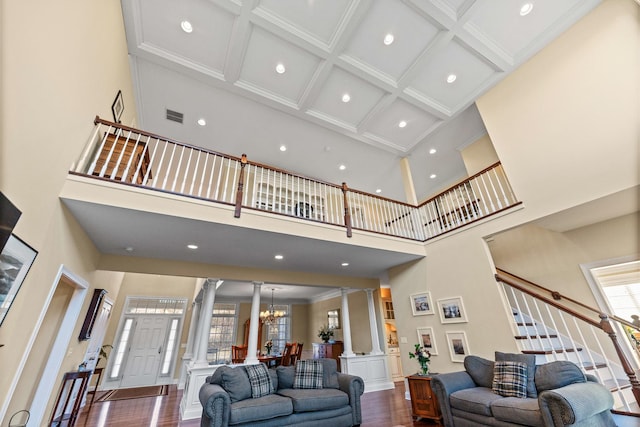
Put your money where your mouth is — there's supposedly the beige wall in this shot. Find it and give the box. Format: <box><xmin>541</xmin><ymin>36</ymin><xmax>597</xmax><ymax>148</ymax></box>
<box><xmin>460</xmin><ymin>135</ymin><xmax>499</xmax><ymax>176</ymax></box>
<box><xmin>0</xmin><ymin>0</ymin><xmax>136</xmax><ymax>419</ymax></box>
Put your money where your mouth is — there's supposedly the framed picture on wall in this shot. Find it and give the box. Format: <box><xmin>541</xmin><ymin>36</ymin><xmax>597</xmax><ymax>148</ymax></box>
<box><xmin>437</xmin><ymin>296</ymin><xmax>468</xmax><ymax>324</ymax></box>
<box><xmin>417</xmin><ymin>326</ymin><xmax>438</xmax><ymax>355</ymax></box>
<box><xmin>410</xmin><ymin>291</ymin><xmax>434</xmax><ymax>316</ymax></box>
<box><xmin>327</xmin><ymin>308</ymin><xmax>341</xmax><ymax>329</ymax></box>
<box><xmin>111</xmin><ymin>90</ymin><xmax>124</xmax><ymax>123</ymax></box>
<box><xmin>0</xmin><ymin>234</ymin><xmax>37</xmax><ymax>326</ymax></box>
<box><xmin>446</xmin><ymin>331</ymin><xmax>470</xmax><ymax>363</ymax></box>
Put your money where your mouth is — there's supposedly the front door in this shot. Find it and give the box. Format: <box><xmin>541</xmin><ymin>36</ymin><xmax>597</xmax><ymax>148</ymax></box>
<box><xmin>120</xmin><ymin>316</ymin><xmax>169</xmax><ymax>388</ymax></box>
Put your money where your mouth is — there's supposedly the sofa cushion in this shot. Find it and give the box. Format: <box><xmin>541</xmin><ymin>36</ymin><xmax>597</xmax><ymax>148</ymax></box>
<box><xmin>492</xmin><ymin>361</ymin><xmax>528</xmax><ymax>398</ymax></box>
<box><xmin>277</xmin><ymin>388</ymin><xmax>349</xmax><ymax>413</ymax></box>
<box><xmin>276</xmin><ymin>365</ymin><xmax>295</xmax><ymax>390</ymax></box>
<box><xmin>464</xmin><ymin>355</ymin><xmax>494</xmax><ymax>388</ymax></box>
<box><xmin>294</xmin><ymin>359</ymin><xmax>324</xmax><ymax>389</ymax></box>
<box><xmin>535</xmin><ymin>360</ymin><xmax>586</xmax><ymax>393</ymax></box>
<box><xmin>229</xmin><ymin>393</ymin><xmax>293</xmax><ymax>425</ymax></box>
<box><xmin>217</xmin><ymin>365</ymin><xmax>252</xmax><ymax>402</ymax></box>
<box><xmin>491</xmin><ymin>397</ymin><xmax>543</xmax><ymax>426</ymax></box>
<box><xmin>495</xmin><ymin>351</ymin><xmax>537</xmax><ymax>398</ymax></box>
<box><xmin>450</xmin><ymin>387</ymin><xmax>504</xmax><ymax>417</ymax></box>
<box><xmin>318</xmin><ymin>358</ymin><xmax>340</xmax><ymax>389</ymax></box>
<box><xmin>245</xmin><ymin>363</ymin><xmax>274</xmax><ymax>398</ymax></box>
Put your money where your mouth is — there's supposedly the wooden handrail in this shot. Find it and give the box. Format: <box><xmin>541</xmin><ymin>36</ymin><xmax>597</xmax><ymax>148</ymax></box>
<box><xmin>496</xmin><ymin>268</ymin><xmax>639</xmax><ymax>331</ymax></box>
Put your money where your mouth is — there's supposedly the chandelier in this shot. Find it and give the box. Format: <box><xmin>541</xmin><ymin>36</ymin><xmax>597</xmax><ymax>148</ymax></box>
<box><xmin>260</xmin><ymin>288</ymin><xmax>285</xmax><ymax>324</ymax></box>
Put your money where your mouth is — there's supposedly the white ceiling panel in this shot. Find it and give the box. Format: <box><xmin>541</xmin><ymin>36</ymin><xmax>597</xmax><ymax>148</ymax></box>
<box><xmin>341</xmin><ymin>0</ymin><xmax>442</xmax><ymax>81</ymax></box>
<box><xmin>307</xmin><ymin>66</ymin><xmax>386</xmax><ymax>128</ymax></box>
<box><xmin>138</xmin><ymin>0</ymin><xmax>235</xmax><ymax>72</ymax></box>
<box><xmin>238</xmin><ymin>26</ymin><xmax>321</xmax><ymax>104</ymax></box>
<box><xmin>255</xmin><ymin>0</ymin><xmax>353</xmax><ymax>47</ymax></box>
<box><xmin>407</xmin><ymin>38</ymin><xmax>499</xmax><ymax>112</ymax></box>
<box><xmin>364</xmin><ymin>99</ymin><xmax>441</xmax><ymax>151</ymax></box>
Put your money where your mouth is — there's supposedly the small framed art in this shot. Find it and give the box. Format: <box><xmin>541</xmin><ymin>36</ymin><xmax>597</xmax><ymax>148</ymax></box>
<box><xmin>111</xmin><ymin>90</ymin><xmax>124</xmax><ymax>123</ymax></box>
<box><xmin>437</xmin><ymin>296</ymin><xmax>468</xmax><ymax>324</ymax></box>
<box><xmin>446</xmin><ymin>331</ymin><xmax>470</xmax><ymax>363</ymax></box>
<box><xmin>410</xmin><ymin>291</ymin><xmax>434</xmax><ymax>316</ymax></box>
<box><xmin>417</xmin><ymin>326</ymin><xmax>438</xmax><ymax>355</ymax></box>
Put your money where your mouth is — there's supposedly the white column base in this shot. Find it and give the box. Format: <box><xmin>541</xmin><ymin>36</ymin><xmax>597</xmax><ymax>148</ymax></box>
<box><xmin>178</xmin><ymin>355</ymin><xmax>193</xmax><ymax>390</ymax></box>
<box><xmin>340</xmin><ymin>354</ymin><xmax>394</xmax><ymax>393</ymax></box>
<box><xmin>180</xmin><ymin>364</ymin><xmax>219</xmax><ymax>420</ymax></box>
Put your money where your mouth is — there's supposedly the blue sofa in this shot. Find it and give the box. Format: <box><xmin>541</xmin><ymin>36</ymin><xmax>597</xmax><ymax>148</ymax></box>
<box><xmin>431</xmin><ymin>353</ymin><xmax>615</xmax><ymax>427</ymax></box>
<box><xmin>199</xmin><ymin>358</ymin><xmax>364</xmax><ymax>427</ymax></box>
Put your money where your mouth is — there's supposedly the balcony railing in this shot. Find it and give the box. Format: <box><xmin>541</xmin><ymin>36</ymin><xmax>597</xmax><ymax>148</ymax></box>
<box><xmin>71</xmin><ymin>117</ymin><xmax>521</xmax><ymax>241</ymax></box>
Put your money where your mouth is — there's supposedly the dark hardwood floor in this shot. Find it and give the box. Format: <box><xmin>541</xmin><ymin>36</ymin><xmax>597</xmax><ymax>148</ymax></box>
<box><xmin>76</xmin><ymin>381</ymin><xmax>439</xmax><ymax>427</ymax></box>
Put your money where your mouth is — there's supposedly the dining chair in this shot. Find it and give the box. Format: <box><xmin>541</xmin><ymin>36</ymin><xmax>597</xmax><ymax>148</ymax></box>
<box><xmin>231</xmin><ymin>345</ymin><xmax>248</xmax><ymax>363</ymax></box>
<box><xmin>279</xmin><ymin>342</ymin><xmax>294</xmax><ymax>366</ymax></box>
<box><xmin>290</xmin><ymin>342</ymin><xmax>304</xmax><ymax>365</ymax></box>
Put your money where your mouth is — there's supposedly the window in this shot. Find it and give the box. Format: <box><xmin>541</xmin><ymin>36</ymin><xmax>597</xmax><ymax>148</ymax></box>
<box><xmin>110</xmin><ymin>318</ymin><xmax>133</xmax><ymax>378</ymax></box>
<box><xmin>161</xmin><ymin>318</ymin><xmax>180</xmax><ymax>375</ymax></box>
<box><xmin>208</xmin><ymin>303</ymin><xmax>238</xmax><ymax>364</ymax></box>
<box><xmin>265</xmin><ymin>304</ymin><xmax>290</xmax><ymax>354</ymax></box>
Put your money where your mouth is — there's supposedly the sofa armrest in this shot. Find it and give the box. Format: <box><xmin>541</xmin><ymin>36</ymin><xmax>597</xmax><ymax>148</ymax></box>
<box><xmin>337</xmin><ymin>372</ymin><xmax>365</xmax><ymax>426</ymax></box>
<box><xmin>431</xmin><ymin>371</ymin><xmax>477</xmax><ymax>427</ymax></box>
<box><xmin>199</xmin><ymin>383</ymin><xmax>231</xmax><ymax>427</ymax></box>
<box><xmin>538</xmin><ymin>382</ymin><xmax>615</xmax><ymax>426</ymax></box>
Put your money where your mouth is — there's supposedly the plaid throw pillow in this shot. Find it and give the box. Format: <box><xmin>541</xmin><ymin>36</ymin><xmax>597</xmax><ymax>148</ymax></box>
<box><xmin>492</xmin><ymin>361</ymin><xmax>528</xmax><ymax>398</ymax></box>
<box><xmin>293</xmin><ymin>359</ymin><xmax>323</xmax><ymax>389</ymax></box>
<box><xmin>245</xmin><ymin>363</ymin><xmax>274</xmax><ymax>398</ymax></box>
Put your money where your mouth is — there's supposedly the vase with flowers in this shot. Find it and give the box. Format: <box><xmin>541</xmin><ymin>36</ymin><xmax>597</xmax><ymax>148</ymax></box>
<box><xmin>318</xmin><ymin>324</ymin><xmax>334</xmax><ymax>343</ymax></box>
<box><xmin>409</xmin><ymin>343</ymin><xmax>431</xmax><ymax>376</ymax></box>
<box><xmin>264</xmin><ymin>340</ymin><xmax>273</xmax><ymax>355</ymax></box>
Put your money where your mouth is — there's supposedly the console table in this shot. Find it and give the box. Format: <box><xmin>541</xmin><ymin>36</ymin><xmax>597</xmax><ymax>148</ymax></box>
<box><xmin>312</xmin><ymin>341</ymin><xmax>343</xmax><ymax>371</ymax></box>
<box><xmin>407</xmin><ymin>374</ymin><xmax>442</xmax><ymax>425</ymax></box>
<box><xmin>49</xmin><ymin>370</ymin><xmax>91</xmax><ymax>426</ymax></box>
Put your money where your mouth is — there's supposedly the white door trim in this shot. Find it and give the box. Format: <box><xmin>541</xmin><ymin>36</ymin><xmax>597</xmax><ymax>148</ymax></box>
<box><xmin>26</xmin><ymin>265</ymin><xmax>89</xmax><ymax>427</ymax></box>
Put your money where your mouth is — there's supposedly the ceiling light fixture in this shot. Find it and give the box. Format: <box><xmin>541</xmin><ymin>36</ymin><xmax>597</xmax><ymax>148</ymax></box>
<box><xmin>181</xmin><ymin>20</ymin><xmax>193</xmax><ymax>33</ymax></box>
<box><xmin>376</xmin><ymin>189</ymin><xmax>382</xmax><ymax>193</ymax></box>
<box><xmin>383</xmin><ymin>33</ymin><xmax>394</xmax><ymax>45</ymax></box>
<box><xmin>398</xmin><ymin>120</ymin><xmax>407</xmax><ymax>128</ymax></box>
<box><xmin>342</xmin><ymin>93</ymin><xmax>351</xmax><ymax>103</ymax></box>
<box><xmin>274</xmin><ymin>254</ymin><xmax>284</xmax><ymax>260</ymax></box>
<box><xmin>279</xmin><ymin>145</ymin><xmax>287</xmax><ymax>152</ymax></box>
<box><xmin>429</xmin><ymin>148</ymin><xmax>437</xmax><ymax>154</ymax></box>
<box><xmin>187</xmin><ymin>244</ymin><xmax>198</xmax><ymax>249</ymax></box>
<box><xmin>260</xmin><ymin>288</ymin><xmax>286</xmax><ymax>325</ymax></box>
<box><xmin>341</xmin><ymin>262</ymin><xmax>349</xmax><ymax>267</ymax></box>
<box><xmin>125</xmin><ymin>246</ymin><xmax>134</xmax><ymax>252</ymax></box>
<box><xmin>430</xmin><ymin>174</ymin><xmax>437</xmax><ymax>179</ymax></box>
<box><xmin>275</xmin><ymin>63</ymin><xmax>286</xmax><ymax>74</ymax></box>
<box><xmin>520</xmin><ymin>3</ymin><xmax>533</xmax><ymax>16</ymax></box>
<box><xmin>446</xmin><ymin>74</ymin><xmax>457</xmax><ymax>83</ymax></box>
<box><xmin>339</xmin><ymin>164</ymin><xmax>346</xmax><ymax>171</ymax></box>
<box><xmin>197</xmin><ymin>118</ymin><xmax>206</xmax><ymax>126</ymax></box>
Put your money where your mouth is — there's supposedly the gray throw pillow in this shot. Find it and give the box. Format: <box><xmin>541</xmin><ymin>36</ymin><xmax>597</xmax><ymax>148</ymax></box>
<box><xmin>495</xmin><ymin>351</ymin><xmax>537</xmax><ymax>398</ymax></box>
<box><xmin>464</xmin><ymin>355</ymin><xmax>494</xmax><ymax>388</ymax></box>
<box><xmin>535</xmin><ymin>361</ymin><xmax>586</xmax><ymax>392</ymax></box>
<box><xmin>219</xmin><ymin>365</ymin><xmax>252</xmax><ymax>402</ymax></box>
<box><xmin>319</xmin><ymin>358</ymin><xmax>340</xmax><ymax>389</ymax></box>
<box><xmin>276</xmin><ymin>365</ymin><xmax>296</xmax><ymax>389</ymax></box>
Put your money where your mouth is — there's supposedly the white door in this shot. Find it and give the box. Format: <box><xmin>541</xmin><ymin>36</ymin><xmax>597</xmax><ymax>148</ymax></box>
<box><xmin>120</xmin><ymin>316</ymin><xmax>169</xmax><ymax>388</ymax></box>
<box><xmin>83</xmin><ymin>299</ymin><xmax>113</xmax><ymax>371</ymax></box>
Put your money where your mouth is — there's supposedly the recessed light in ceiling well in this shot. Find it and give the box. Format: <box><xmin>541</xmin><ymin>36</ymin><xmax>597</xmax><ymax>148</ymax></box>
<box><xmin>181</xmin><ymin>21</ymin><xmax>193</xmax><ymax>33</ymax></box>
<box><xmin>279</xmin><ymin>145</ymin><xmax>287</xmax><ymax>152</ymax></box>
<box><xmin>342</xmin><ymin>93</ymin><xmax>351</xmax><ymax>103</ymax></box>
<box><xmin>398</xmin><ymin>120</ymin><xmax>407</xmax><ymax>128</ymax></box>
<box><xmin>376</xmin><ymin>189</ymin><xmax>382</xmax><ymax>194</ymax></box>
<box><xmin>187</xmin><ymin>244</ymin><xmax>198</xmax><ymax>249</ymax></box>
<box><xmin>339</xmin><ymin>164</ymin><xmax>346</xmax><ymax>171</ymax></box>
<box><xmin>429</xmin><ymin>148</ymin><xmax>437</xmax><ymax>154</ymax></box>
<box><xmin>430</xmin><ymin>174</ymin><xmax>437</xmax><ymax>179</ymax></box>
<box><xmin>275</xmin><ymin>63</ymin><xmax>286</xmax><ymax>74</ymax></box>
<box><xmin>341</xmin><ymin>262</ymin><xmax>349</xmax><ymax>267</ymax></box>
<box><xmin>274</xmin><ymin>254</ymin><xmax>284</xmax><ymax>260</ymax></box>
<box><xmin>520</xmin><ymin>3</ymin><xmax>533</xmax><ymax>16</ymax></box>
<box><xmin>197</xmin><ymin>118</ymin><xmax>206</xmax><ymax>126</ymax></box>
<box><xmin>447</xmin><ymin>74</ymin><xmax>457</xmax><ymax>83</ymax></box>
<box><xmin>383</xmin><ymin>34</ymin><xmax>394</xmax><ymax>45</ymax></box>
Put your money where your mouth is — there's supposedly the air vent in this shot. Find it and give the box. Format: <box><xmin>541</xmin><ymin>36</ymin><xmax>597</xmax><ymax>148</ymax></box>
<box><xmin>166</xmin><ymin>109</ymin><xmax>184</xmax><ymax>124</ymax></box>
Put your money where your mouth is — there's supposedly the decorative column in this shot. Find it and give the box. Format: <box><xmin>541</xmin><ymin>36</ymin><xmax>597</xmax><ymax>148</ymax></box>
<box><xmin>194</xmin><ymin>279</ymin><xmax>218</xmax><ymax>366</ymax></box>
<box><xmin>184</xmin><ymin>299</ymin><xmax>201</xmax><ymax>359</ymax></box>
<box><xmin>365</xmin><ymin>289</ymin><xmax>384</xmax><ymax>355</ymax></box>
<box><xmin>341</xmin><ymin>288</ymin><xmax>355</xmax><ymax>356</ymax></box>
<box><xmin>245</xmin><ymin>282</ymin><xmax>262</xmax><ymax>364</ymax></box>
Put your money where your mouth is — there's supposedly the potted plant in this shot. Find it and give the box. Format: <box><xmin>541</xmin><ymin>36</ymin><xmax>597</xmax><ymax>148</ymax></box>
<box><xmin>317</xmin><ymin>324</ymin><xmax>334</xmax><ymax>343</ymax></box>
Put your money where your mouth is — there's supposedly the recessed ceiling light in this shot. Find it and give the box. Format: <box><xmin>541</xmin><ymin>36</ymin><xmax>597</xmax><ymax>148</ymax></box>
<box><xmin>376</xmin><ymin>189</ymin><xmax>382</xmax><ymax>194</ymax></box>
<box><xmin>520</xmin><ymin>3</ymin><xmax>533</xmax><ymax>16</ymax></box>
<box><xmin>383</xmin><ymin>33</ymin><xmax>394</xmax><ymax>45</ymax></box>
<box><xmin>197</xmin><ymin>118</ymin><xmax>206</xmax><ymax>126</ymax></box>
<box><xmin>125</xmin><ymin>246</ymin><xmax>134</xmax><ymax>252</ymax></box>
<box><xmin>446</xmin><ymin>74</ymin><xmax>457</xmax><ymax>83</ymax></box>
<box><xmin>339</xmin><ymin>164</ymin><xmax>346</xmax><ymax>171</ymax></box>
<box><xmin>341</xmin><ymin>262</ymin><xmax>349</xmax><ymax>267</ymax></box>
<box><xmin>430</xmin><ymin>174</ymin><xmax>437</xmax><ymax>179</ymax></box>
<box><xmin>187</xmin><ymin>244</ymin><xmax>198</xmax><ymax>250</ymax></box>
<box><xmin>429</xmin><ymin>148</ymin><xmax>437</xmax><ymax>154</ymax></box>
<box><xmin>398</xmin><ymin>120</ymin><xmax>407</xmax><ymax>128</ymax></box>
<box><xmin>275</xmin><ymin>63</ymin><xmax>286</xmax><ymax>74</ymax></box>
<box><xmin>341</xmin><ymin>93</ymin><xmax>351</xmax><ymax>103</ymax></box>
<box><xmin>274</xmin><ymin>254</ymin><xmax>284</xmax><ymax>260</ymax></box>
<box><xmin>279</xmin><ymin>145</ymin><xmax>287</xmax><ymax>152</ymax></box>
<box><xmin>181</xmin><ymin>20</ymin><xmax>193</xmax><ymax>33</ymax></box>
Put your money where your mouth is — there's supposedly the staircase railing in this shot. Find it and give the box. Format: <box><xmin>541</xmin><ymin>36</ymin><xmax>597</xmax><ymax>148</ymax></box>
<box><xmin>71</xmin><ymin>117</ymin><xmax>521</xmax><ymax>241</ymax></box>
<box><xmin>496</xmin><ymin>268</ymin><xmax>640</xmax><ymax>412</ymax></box>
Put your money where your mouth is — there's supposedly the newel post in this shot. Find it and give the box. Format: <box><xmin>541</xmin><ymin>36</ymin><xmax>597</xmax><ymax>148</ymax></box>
<box><xmin>341</xmin><ymin>182</ymin><xmax>352</xmax><ymax>238</ymax></box>
<box><xmin>234</xmin><ymin>154</ymin><xmax>248</xmax><ymax>218</ymax></box>
<box><xmin>600</xmin><ymin>314</ymin><xmax>640</xmax><ymax>406</ymax></box>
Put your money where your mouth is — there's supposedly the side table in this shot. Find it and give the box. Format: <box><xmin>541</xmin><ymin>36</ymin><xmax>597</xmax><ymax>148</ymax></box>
<box><xmin>407</xmin><ymin>374</ymin><xmax>442</xmax><ymax>425</ymax></box>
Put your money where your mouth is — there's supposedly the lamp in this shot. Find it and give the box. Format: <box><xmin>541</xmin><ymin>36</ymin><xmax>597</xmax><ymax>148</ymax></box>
<box><xmin>260</xmin><ymin>288</ymin><xmax>285</xmax><ymax>324</ymax></box>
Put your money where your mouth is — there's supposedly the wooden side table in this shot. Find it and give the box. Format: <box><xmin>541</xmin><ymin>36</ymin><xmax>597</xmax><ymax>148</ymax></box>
<box><xmin>407</xmin><ymin>374</ymin><xmax>442</xmax><ymax>425</ymax></box>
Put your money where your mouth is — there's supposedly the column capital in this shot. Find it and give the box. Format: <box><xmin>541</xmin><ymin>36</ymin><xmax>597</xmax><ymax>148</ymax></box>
<box><xmin>203</xmin><ymin>278</ymin><xmax>220</xmax><ymax>291</ymax></box>
<box><xmin>364</xmin><ymin>288</ymin><xmax>375</xmax><ymax>295</ymax></box>
<box><xmin>252</xmin><ymin>281</ymin><xmax>263</xmax><ymax>287</ymax></box>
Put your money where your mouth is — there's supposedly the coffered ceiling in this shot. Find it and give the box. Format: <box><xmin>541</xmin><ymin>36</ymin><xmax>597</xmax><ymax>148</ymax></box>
<box><xmin>121</xmin><ymin>0</ymin><xmax>600</xmax><ymax>202</ymax></box>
